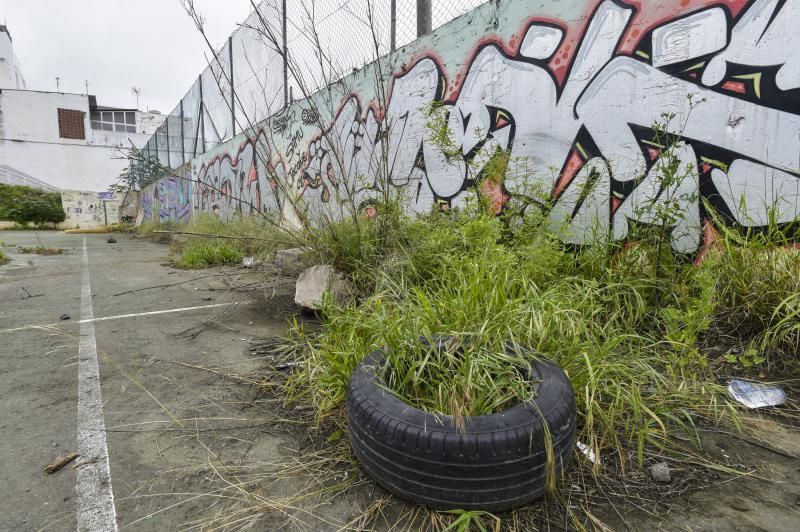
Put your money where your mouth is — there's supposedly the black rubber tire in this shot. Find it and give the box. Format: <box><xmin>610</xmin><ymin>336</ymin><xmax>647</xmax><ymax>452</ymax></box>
<box><xmin>346</xmin><ymin>350</ymin><xmax>577</xmax><ymax>511</ymax></box>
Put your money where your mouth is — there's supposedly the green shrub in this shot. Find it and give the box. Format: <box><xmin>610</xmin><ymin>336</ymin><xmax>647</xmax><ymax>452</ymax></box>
<box><xmin>0</xmin><ymin>184</ymin><xmax>65</xmax><ymax>225</ymax></box>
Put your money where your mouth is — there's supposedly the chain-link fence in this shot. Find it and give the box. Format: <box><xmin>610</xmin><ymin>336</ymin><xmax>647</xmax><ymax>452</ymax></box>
<box><xmin>141</xmin><ymin>0</ymin><xmax>490</xmax><ymax>171</ymax></box>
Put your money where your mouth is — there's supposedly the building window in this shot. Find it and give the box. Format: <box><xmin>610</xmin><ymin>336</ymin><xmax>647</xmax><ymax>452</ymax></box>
<box><xmin>90</xmin><ymin>110</ymin><xmax>136</xmax><ymax>133</ymax></box>
<box><xmin>57</xmin><ymin>108</ymin><xmax>86</xmax><ymax>140</ymax></box>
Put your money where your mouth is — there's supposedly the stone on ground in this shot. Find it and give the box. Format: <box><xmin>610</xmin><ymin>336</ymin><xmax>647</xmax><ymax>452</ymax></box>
<box><xmin>275</xmin><ymin>247</ymin><xmax>310</xmax><ymax>275</ymax></box>
<box><xmin>294</xmin><ymin>265</ymin><xmax>352</xmax><ymax>310</ymax></box>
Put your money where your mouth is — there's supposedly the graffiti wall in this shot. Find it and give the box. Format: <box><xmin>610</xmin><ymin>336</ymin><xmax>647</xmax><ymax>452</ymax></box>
<box><xmin>182</xmin><ymin>0</ymin><xmax>800</xmax><ymax>253</ymax></box>
<box><xmin>61</xmin><ymin>190</ymin><xmax>121</xmax><ymax>229</ymax></box>
<box><xmin>140</xmin><ymin>166</ymin><xmax>193</xmax><ymax>224</ymax></box>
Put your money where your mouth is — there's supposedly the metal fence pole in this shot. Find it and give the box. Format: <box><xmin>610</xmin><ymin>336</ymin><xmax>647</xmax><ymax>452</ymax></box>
<box><xmin>199</xmin><ymin>74</ymin><xmax>206</xmax><ymax>154</ymax></box>
<box><xmin>229</xmin><ymin>36</ymin><xmax>236</xmax><ymax>136</ymax></box>
<box><xmin>416</xmin><ymin>0</ymin><xmax>432</xmax><ymax>37</ymax></box>
<box><xmin>282</xmin><ymin>0</ymin><xmax>288</xmax><ymax>108</ymax></box>
<box><xmin>180</xmin><ymin>100</ymin><xmax>186</xmax><ymax>166</ymax></box>
<box><xmin>390</xmin><ymin>0</ymin><xmax>397</xmax><ymax>52</ymax></box>
<box><xmin>153</xmin><ymin>127</ymin><xmax>159</xmax><ymax>164</ymax></box>
<box><xmin>164</xmin><ymin>116</ymin><xmax>171</xmax><ymax>168</ymax></box>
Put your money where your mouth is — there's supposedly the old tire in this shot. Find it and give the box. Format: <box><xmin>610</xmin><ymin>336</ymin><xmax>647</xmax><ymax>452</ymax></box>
<box><xmin>346</xmin><ymin>350</ymin><xmax>577</xmax><ymax>511</ymax></box>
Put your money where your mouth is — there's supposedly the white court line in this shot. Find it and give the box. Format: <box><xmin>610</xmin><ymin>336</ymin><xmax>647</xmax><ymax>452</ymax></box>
<box><xmin>1</xmin><ymin>301</ymin><xmax>254</xmax><ymax>334</ymax></box>
<box><xmin>76</xmin><ymin>237</ymin><xmax>118</xmax><ymax>531</ymax></box>
<box><xmin>82</xmin><ymin>300</ymin><xmax>253</xmax><ymax>324</ymax></box>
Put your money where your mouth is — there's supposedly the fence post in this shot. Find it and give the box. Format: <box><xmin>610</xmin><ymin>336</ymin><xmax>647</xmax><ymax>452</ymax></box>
<box><xmin>153</xmin><ymin>126</ymin><xmax>159</xmax><ymax>165</ymax></box>
<box><xmin>228</xmin><ymin>35</ymin><xmax>236</xmax><ymax>136</ymax></box>
<box><xmin>199</xmin><ymin>74</ymin><xmax>206</xmax><ymax>154</ymax></box>
<box><xmin>164</xmin><ymin>115</ymin><xmax>171</xmax><ymax>168</ymax></box>
<box><xmin>180</xmin><ymin>100</ymin><xmax>186</xmax><ymax>166</ymax></box>
<box><xmin>416</xmin><ymin>0</ymin><xmax>432</xmax><ymax>37</ymax></box>
<box><xmin>390</xmin><ymin>0</ymin><xmax>397</xmax><ymax>52</ymax></box>
<box><xmin>282</xmin><ymin>0</ymin><xmax>288</xmax><ymax>108</ymax></box>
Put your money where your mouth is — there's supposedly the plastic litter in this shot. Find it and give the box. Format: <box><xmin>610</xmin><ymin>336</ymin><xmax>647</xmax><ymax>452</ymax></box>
<box><xmin>242</xmin><ymin>256</ymin><xmax>258</xmax><ymax>268</ymax></box>
<box><xmin>576</xmin><ymin>441</ymin><xmax>597</xmax><ymax>464</ymax></box>
<box><xmin>727</xmin><ymin>379</ymin><xmax>786</xmax><ymax>409</ymax></box>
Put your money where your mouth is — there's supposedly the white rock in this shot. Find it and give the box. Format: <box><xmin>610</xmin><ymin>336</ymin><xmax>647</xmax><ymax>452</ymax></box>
<box><xmin>294</xmin><ymin>265</ymin><xmax>353</xmax><ymax>310</ymax></box>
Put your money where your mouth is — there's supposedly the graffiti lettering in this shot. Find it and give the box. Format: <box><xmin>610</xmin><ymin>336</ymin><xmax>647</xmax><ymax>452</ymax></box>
<box><xmin>172</xmin><ymin>0</ymin><xmax>800</xmax><ymax>254</ymax></box>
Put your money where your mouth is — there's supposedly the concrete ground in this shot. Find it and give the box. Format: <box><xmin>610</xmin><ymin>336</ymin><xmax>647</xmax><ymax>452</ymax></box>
<box><xmin>0</xmin><ymin>231</ymin><xmax>297</xmax><ymax>530</ymax></box>
<box><xmin>2</xmin><ymin>231</ymin><xmax>799</xmax><ymax>531</ymax></box>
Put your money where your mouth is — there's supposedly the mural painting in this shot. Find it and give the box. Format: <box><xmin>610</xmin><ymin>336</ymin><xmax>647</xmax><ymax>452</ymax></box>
<box><xmin>182</xmin><ymin>0</ymin><xmax>799</xmax><ymax>254</ymax></box>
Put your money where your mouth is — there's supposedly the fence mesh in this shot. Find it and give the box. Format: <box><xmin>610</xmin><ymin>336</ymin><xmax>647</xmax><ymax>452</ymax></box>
<box><xmin>141</xmin><ymin>0</ymin><xmax>490</xmax><ymax>170</ymax></box>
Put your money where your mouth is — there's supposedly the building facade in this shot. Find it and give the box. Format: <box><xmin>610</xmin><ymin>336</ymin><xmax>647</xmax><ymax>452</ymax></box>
<box><xmin>0</xmin><ymin>23</ymin><xmax>165</xmax><ymax>227</ymax></box>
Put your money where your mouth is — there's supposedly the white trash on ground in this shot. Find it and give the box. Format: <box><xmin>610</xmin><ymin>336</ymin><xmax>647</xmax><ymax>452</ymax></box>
<box><xmin>576</xmin><ymin>441</ymin><xmax>598</xmax><ymax>464</ymax></box>
<box><xmin>727</xmin><ymin>379</ymin><xmax>786</xmax><ymax>409</ymax></box>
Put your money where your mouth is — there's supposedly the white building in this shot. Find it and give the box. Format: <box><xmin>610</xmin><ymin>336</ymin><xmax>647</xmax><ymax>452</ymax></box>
<box><xmin>0</xmin><ymin>24</ymin><xmax>25</xmax><ymax>90</ymax></box>
<box><xmin>0</xmin><ymin>24</ymin><xmax>166</xmax><ymax>193</ymax></box>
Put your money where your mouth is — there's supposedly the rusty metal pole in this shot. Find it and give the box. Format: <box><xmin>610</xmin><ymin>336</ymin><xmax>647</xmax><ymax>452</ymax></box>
<box><xmin>416</xmin><ymin>0</ymin><xmax>431</xmax><ymax>38</ymax></box>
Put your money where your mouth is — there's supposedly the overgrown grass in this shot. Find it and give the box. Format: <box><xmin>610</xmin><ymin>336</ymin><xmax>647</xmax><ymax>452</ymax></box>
<box><xmin>285</xmin><ymin>202</ymin><xmax>799</xmax><ymax>478</ymax></box>
<box><xmin>0</xmin><ymin>249</ymin><xmax>8</xmax><ymax>264</ymax></box>
<box><xmin>700</xmin><ymin>218</ymin><xmax>800</xmax><ymax>372</ymax></box>
<box><xmin>173</xmin><ymin>240</ymin><xmax>244</xmax><ymax>269</ymax></box>
<box><xmin>161</xmin><ymin>214</ymin><xmax>296</xmax><ymax>269</ymax></box>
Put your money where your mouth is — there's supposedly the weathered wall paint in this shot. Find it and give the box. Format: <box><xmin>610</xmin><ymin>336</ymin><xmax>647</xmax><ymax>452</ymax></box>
<box><xmin>151</xmin><ymin>0</ymin><xmax>799</xmax><ymax>254</ymax></box>
<box><xmin>140</xmin><ymin>167</ymin><xmax>193</xmax><ymax>224</ymax></box>
<box><xmin>61</xmin><ymin>190</ymin><xmax>121</xmax><ymax>229</ymax></box>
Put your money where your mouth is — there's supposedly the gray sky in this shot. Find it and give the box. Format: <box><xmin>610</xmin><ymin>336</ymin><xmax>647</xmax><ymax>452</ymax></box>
<box><xmin>0</xmin><ymin>0</ymin><xmax>252</xmax><ymax>113</ymax></box>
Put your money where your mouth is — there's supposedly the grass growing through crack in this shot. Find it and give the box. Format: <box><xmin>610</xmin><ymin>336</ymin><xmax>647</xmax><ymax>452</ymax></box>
<box><xmin>139</xmin><ymin>213</ymin><xmax>297</xmax><ymax>269</ymax></box>
<box><xmin>173</xmin><ymin>241</ymin><xmax>244</xmax><ymax>269</ymax></box>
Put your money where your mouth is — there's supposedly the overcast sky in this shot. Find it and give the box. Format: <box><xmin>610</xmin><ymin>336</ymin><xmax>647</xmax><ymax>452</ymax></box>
<box><xmin>0</xmin><ymin>0</ymin><xmax>252</xmax><ymax>113</ymax></box>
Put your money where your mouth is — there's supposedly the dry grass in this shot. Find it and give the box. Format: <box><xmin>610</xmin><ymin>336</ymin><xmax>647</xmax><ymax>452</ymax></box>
<box><xmin>18</xmin><ymin>246</ymin><xmax>66</xmax><ymax>255</ymax></box>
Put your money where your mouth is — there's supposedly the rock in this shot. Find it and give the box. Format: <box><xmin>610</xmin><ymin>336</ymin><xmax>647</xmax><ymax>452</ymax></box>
<box><xmin>649</xmin><ymin>462</ymin><xmax>671</xmax><ymax>483</ymax></box>
<box><xmin>275</xmin><ymin>247</ymin><xmax>310</xmax><ymax>275</ymax></box>
<box><xmin>294</xmin><ymin>265</ymin><xmax>353</xmax><ymax>310</ymax></box>
<box><xmin>106</xmin><ymin>237</ymin><xmax>117</xmax><ymax>243</ymax></box>
<box><xmin>730</xmin><ymin>496</ymin><xmax>751</xmax><ymax>512</ymax></box>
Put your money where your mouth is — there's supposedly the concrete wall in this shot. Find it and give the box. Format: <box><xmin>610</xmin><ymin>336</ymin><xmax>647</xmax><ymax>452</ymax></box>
<box><xmin>139</xmin><ymin>166</ymin><xmax>193</xmax><ymax>224</ymax></box>
<box><xmin>0</xmin><ymin>90</ymin><xmax>155</xmax><ymax>191</ymax></box>
<box><xmin>60</xmin><ymin>190</ymin><xmax>121</xmax><ymax>229</ymax></box>
<box><xmin>146</xmin><ymin>0</ymin><xmax>800</xmax><ymax>254</ymax></box>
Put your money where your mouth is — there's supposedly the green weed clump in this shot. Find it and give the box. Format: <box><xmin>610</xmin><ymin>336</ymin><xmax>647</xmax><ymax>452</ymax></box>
<box><xmin>700</xmin><ymin>219</ymin><xmax>800</xmax><ymax>371</ymax></box>
<box><xmin>174</xmin><ymin>240</ymin><xmax>244</xmax><ymax>269</ymax></box>
<box><xmin>140</xmin><ymin>213</ymin><xmax>294</xmax><ymax>268</ymax></box>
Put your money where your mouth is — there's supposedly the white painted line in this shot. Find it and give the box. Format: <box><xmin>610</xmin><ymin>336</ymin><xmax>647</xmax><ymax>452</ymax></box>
<box><xmin>1</xmin><ymin>301</ymin><xmax>254</xmax><ymax>334</ymax></box>
<box><xmin>81</xmin><ymin>300</ymin><xmax>254</xmax><ymax>324</ymax></box>
<box><xmin>76</xmin><ymin>237</ymin><xmax>118</xmax><ymax>532</ymax></box>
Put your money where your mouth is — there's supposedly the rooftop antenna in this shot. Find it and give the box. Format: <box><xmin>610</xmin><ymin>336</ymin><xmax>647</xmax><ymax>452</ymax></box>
<box><xmin>55</xmin><ymin>76</ymin><xmax>60</xmax><ymax>92</ymax></box>
<box><xmin>85</xmin><ymin>80</ymin><xmax>89</xmax><ymax>95</ymax></box>
<box><xmin>132</xmin><ymin>87</ymin><xmax>141</xmax><ymax>109</ymax></box>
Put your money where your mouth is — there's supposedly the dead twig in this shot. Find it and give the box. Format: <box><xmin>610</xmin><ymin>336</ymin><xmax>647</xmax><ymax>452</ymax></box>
<box><xmin>153</xmin><ymin>230</ymin><xmax>288</xmax><ymax>243</ymax></box>
<box><xmin>43</xmin><ymin>452</ymin><xmax>79</xmax><ymax>475</ymax></box>
<box><xmin>111</xmin><ymin>272</ymin><xmax>247</xmax><ymax>296</ymax></box>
